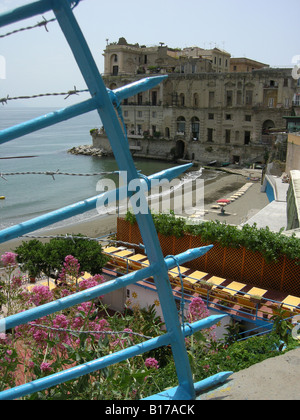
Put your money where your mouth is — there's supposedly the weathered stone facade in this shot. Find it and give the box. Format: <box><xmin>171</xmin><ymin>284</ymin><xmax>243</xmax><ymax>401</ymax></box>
<box><xmin>91</xmin><ymin>40</ymin><xmax>299</xmax><ymax>166</ymax></box>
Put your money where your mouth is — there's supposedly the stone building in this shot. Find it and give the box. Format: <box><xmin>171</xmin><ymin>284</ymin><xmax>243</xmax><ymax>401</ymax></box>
<box><xmin>92</xmin><ymin>39</ymin><xmax>298</xmax><ymax>165</ymax></box>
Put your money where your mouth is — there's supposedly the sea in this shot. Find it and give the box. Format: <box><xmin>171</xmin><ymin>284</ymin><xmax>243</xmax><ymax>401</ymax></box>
<box><xmin>0</xmin><ymin>107</ymin><xmax>217</xmax><ymax>232</ymax></box>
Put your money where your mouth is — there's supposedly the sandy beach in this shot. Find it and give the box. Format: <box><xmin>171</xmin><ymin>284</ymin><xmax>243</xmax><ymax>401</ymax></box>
<box><xmin>0</xmin><ymin>168</ymin><xmax>268</xmax><ymax>255</ymax></box>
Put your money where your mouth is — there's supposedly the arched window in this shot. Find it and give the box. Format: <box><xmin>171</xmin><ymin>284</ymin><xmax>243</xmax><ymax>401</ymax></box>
<box><xmin>191</xmin><ymin>117</ymin><xmax>200</xmax><ymax>140</ymax></box>
<box><xmin>177</xmin><ymin>117</ymin><xmax>186</xmax><ymax>134</ymax></box>
<box><xmin>262</xmin><ymin>120</ymin><xmax>275</xmax><ymax>135</ymax></box>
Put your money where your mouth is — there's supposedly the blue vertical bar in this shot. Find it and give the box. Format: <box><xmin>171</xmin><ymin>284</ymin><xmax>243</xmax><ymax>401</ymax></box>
<box><xmin>52</xmin><ymin>0</ymin><xmax>195</xmax><ymax>398</ymax></box>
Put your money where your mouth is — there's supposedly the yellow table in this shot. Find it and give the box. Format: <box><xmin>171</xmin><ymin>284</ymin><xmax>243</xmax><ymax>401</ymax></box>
<box><xmin>282</xmin><ymin>295</ymin><xmax>300</xmax><ymax>311</ymax></box>
<box><xmin>140</xmin><ymin>260</ymin><xmax>150</xmax><ymax>267</ymax></box>
<box><xmin>128</xmin><ymin>254</ymin><xmax>147</xmax><ymax>262</ymax></box>
<box><xmin>247</xmin><ymin>287</ymin><xmax>267</xmax><ymax>298</ymax></box>
<box><xmin>103</xmin><ymin>246</ymin><xmax>119</xmax><ymax>254</ymax></box>
<box><xmin>208</xmin><ymin>276</ymin><xmax>226</xmax><ymax>289</ymax></box>
<box><xmin>128</xmin><ymin>254</ymin><xmax>148</xmax><ymax>270</ymax></box>
<box><xmin>113</xmin><ymin>250</ymin><xmax>133</xmax><ymax>258</ymax></box>
<box><xmin>224</xmin><ymin>281</ymin><xmax>246</xmax><ymax>296</ymax></box>
<box><xmin>168</xmin><ymin>266</ymin><xmax>190</xmax><ymax>278</ymax></box>
<box><xmin>188</xmin><ymin>271</ymin><xmax>208</xmax><ymax>281</ymax></box>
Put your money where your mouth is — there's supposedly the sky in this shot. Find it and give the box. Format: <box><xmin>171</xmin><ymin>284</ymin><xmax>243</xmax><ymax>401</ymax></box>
<box><xmin>0</xmin><ymin>0</ymin><xmax>299</xmax><ymax>108</ymax></box>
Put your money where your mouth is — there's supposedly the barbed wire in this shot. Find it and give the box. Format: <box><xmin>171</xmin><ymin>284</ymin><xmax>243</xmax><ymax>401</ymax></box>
<box><xmin>0</xmin><ymin>87</ymin><xmax>89</xmax><ymax>106</ymax></box>
<box><xmin>27</xmin><ymin>322</ymin><xmax>154</xmax><ymax>340</ymax></box>
<box><xmin>0</xmin><ymin>170</ymin><xmax>119</xmax><ymax>181</ymax></box>
<box><xmin>0</xmin><ymin>1</ymin><xmax>85</xmax><ymax>39</ymax></box>
<box><xmin>21</xmin><ymin>234</ymin><xmax>104</xmax><ymax>242</ymax></box>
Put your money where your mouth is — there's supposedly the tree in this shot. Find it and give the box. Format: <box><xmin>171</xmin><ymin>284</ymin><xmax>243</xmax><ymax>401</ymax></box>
<box><xmin>15</xmin><ymin>240</ymin><xmax>45</xmax><ymax>279</ymax></box>
<box><xmin>44</xmin><ymin>235</ymin><xmax>108</xmax><ymax>276</ymax></box>
<box><xmin>14</xmin><ymin>235</ymin><xmax>108</xmax><ymax>280</ymax></box>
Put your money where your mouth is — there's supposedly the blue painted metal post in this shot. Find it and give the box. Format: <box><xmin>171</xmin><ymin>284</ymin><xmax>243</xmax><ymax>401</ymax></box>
<box><xmin>52</xmin><ymin>0</ymin><xmax>196</xmax><ymax>399</ymax></box>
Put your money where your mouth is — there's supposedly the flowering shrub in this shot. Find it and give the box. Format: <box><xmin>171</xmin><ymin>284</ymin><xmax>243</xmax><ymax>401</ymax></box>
<box><xmin>145</xmin><ymin>357</ymin><xmax>159</xmax><ymax>370</ymax></box>
<box><xmin>0</xmin><ymin>251</ymin><xmax>296</xmax><ymax>400</ymax></box>
<box><xmin>187</xmin><ymin>297</ymin><xmax>216</xmax><ymax>342</ymax></box>
<box><xmin>1</xmin><ymin>252</ymin><xmax>18</xmax><ymax>267</ymax></box>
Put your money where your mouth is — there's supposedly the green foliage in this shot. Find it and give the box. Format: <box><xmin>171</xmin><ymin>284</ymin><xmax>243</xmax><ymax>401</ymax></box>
<box><xmin>15</xmin><ymin>239</ymin><xmax>45</xmax><ymax>278</ymax></box>
<box><xmin>271</xmin><ymin>308</ymin><xmax>294</xmax><ymax>347</ymax></box>
<box><xmin>15</xmin><ymin>235</ymin><xmax>108</xmax><ymax>278</ymax></box>
<box><xmin>124</xmin><ymin>210</ymin><xmax>300</xmax><ymax>263</ymax></box>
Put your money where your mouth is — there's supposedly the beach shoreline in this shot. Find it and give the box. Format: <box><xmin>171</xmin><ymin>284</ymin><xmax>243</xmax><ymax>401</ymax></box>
<box><xmin>0</xmin><ymin>169</ymin><xmax>267</xmax><ymax>255</ymax></box>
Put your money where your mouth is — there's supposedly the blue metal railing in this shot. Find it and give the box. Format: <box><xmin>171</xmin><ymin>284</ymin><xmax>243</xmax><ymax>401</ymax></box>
<box><xmin>0</xmin><ymin>0</ymin><xmax>232</xmax><ymax>400</ymax></box>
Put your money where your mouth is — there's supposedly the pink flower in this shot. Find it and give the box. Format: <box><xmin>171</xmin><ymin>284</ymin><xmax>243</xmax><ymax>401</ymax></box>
<box><xmin>58</xmin><ymin>255</ymin><xmax>81</xmax><ymax>283</ymax></box>
<box><xmin>40</xmin><ymin>362</ymin><xmax>52</xmax><ymax>373</ymax></box>
<box><xmin>78</xmin><ymin>274</ymin><xmax>104</xmax><ymax>291</ymax></box>
<box><xmin>188</xmin><ymin>297</ymin><xmax>210</xmax><ymax>322</ymax></box>
<box><xmin>29</xmin><ymin>285</ymin><xmax>53</xmax><ymax>306</ymax></box>
<box><xmin>11</xmin><ymin>275</ymin><xmax>22</xmax><ymax>289</ymax></box>
<box><xmin>145</xmin><ymin>357</ymin><xmax>159</xmax><ymax>370</ymax></box>
<box><xmin>1</xmin><ymin>252</ymin><xmax>18</xmax><ymax>267</ymax></box>
<box><xmin>203</xmin><ymin>364</ymin><xmax>210</xmax><ymax>372</ymax></box>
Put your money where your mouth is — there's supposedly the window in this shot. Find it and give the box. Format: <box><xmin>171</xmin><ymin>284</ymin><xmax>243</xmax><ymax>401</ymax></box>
<box><xmin>137</xmin><ymin>125</ymin><xmax>142</xmax><ymax>135</ymax></box>
<box><xmin>245</xmin><ymin>90</ymin><xmax>253</xmax><ymax>105</ymax></box>
<box><xmin>193</xmin><ymin>93</ymin><xmax>199</xmax><ymax>107</ymax></box>
<box><xmin>245</xmin><ymin>115</ymin><xmax>252</xmax><ymax>122</ymax></box>
<box><xmin>207</xmin><ymin>128</ymin><xmax>213</xmax><ymax>142</ymax></box>
<box><xmin>226</xmin><ymin>114</ymin><xmax>231</xmax><ymax>120</ymax></box>
<box><xmin>191</xmin><ymin>117</ymin><xmax>200</xmax><ymax>140</ymax></box>
<box><xmin>209</xmin><ymin>91</ymin><xmax>215</xmax><ymax>107</ymax></box>
<box><xmin>237</xmin><ymin>90</ymin><xmax>242</xmax><ymax>105</ymax></box>
<box><xmin>112</xmin><ymin>65</ymin><xmax>119</xmax><ymax>76</ymax></box>
<box><xmin>137</xmin><ymin>111</ymin><xmax>143</xmax><ymax>118</ymax></box>
<box><xmin>225</xmin><ymin>129</ymin><xmax>231</xmax><ymax>144</ymax></box>
<box><xmin>152</xmin><ymin>91</ymin><xmax>157</xmax><ymax>106</ymax></box>
<box><xmin>208</xmin><ymin>113</ymin><xmax>214</xmax><ymax>120</ymax></box>
<box><xmin>244</xmin><ymin>131</ymin><xmax>251</xmax><ymax>145</ymax></box>
<box><xmin>179</xmin><ymin>93</ymin><xmax>185</xmax><ymax>106</ymax></box>
<box><xmin>226</xmin><ymin>91</ymin><xmax>233</xmax><ymax>106</ymax></box>
<box><xmin>177</xmin><ymin>117</ymin><xmax>186</xmax><ymax>134</ymax></box>
<box><xmin>138</xmin><ymin>93</ymin><xmax>143</xmax><ymax>105</ymax></box>
<box><xmin>152</xmin><ymin>111</ymin><xmax>157</xmax><ymax>118</ymax></box>
<box><xmin>268</xmin><ymin>98</ymin><xmax>274</xmax><ymax>108</ymax></box>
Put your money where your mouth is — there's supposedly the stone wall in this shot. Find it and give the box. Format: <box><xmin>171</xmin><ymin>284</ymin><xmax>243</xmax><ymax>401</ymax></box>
<box><xmin>91</xmin><ymin>131</ymin><xmax>271</xmax><ymax>165</ymax></box>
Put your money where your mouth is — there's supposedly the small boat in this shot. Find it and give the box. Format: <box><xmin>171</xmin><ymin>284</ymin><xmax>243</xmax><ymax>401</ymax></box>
<box><xmin>207</xmin><ymin>160</ymin><xmax>217</xmax><ymax>166</ymax></box>
<box><xmin>0</xmin><ymin>196</ymin><xmax>5</xmax><ymax>200</ymax></box>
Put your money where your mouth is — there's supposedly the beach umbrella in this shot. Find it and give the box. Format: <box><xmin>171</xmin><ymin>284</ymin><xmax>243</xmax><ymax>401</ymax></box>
<box><xmin>216</xmin><ymin>199</ymin><xmax>231</xmax><ymax>204</ymax></box>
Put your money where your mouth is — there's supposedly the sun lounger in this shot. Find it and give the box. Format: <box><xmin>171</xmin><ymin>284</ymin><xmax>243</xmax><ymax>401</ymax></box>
<box><xmin>128</xmin><ymin>254</ymin><xmax>148</xmax><ymax>270</ymax></box>
<box><xmin>282</xmin><ymin>295</ymin><xmax>300</xmax><ymax>313</ymax></box>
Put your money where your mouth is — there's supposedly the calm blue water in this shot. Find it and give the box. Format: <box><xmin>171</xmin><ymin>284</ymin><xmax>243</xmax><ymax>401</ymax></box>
<box><xmin>0</xmin><ymin>107</ymin><xmax>208</xmax><ymax>231</ymax></box>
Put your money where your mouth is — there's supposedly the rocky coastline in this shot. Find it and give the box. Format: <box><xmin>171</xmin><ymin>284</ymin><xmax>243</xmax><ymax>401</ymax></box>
<box><xmin>68</xmin><ymin>145</ymin><xmax>107</xmax><ymax>157</ymax></box>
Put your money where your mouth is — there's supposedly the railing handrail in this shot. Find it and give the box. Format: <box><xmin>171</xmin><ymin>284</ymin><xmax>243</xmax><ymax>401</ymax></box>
<box><xmin>0</xmin><ymin>0</ymin><xmax>231</xmax><ymax>401</ymax></box>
